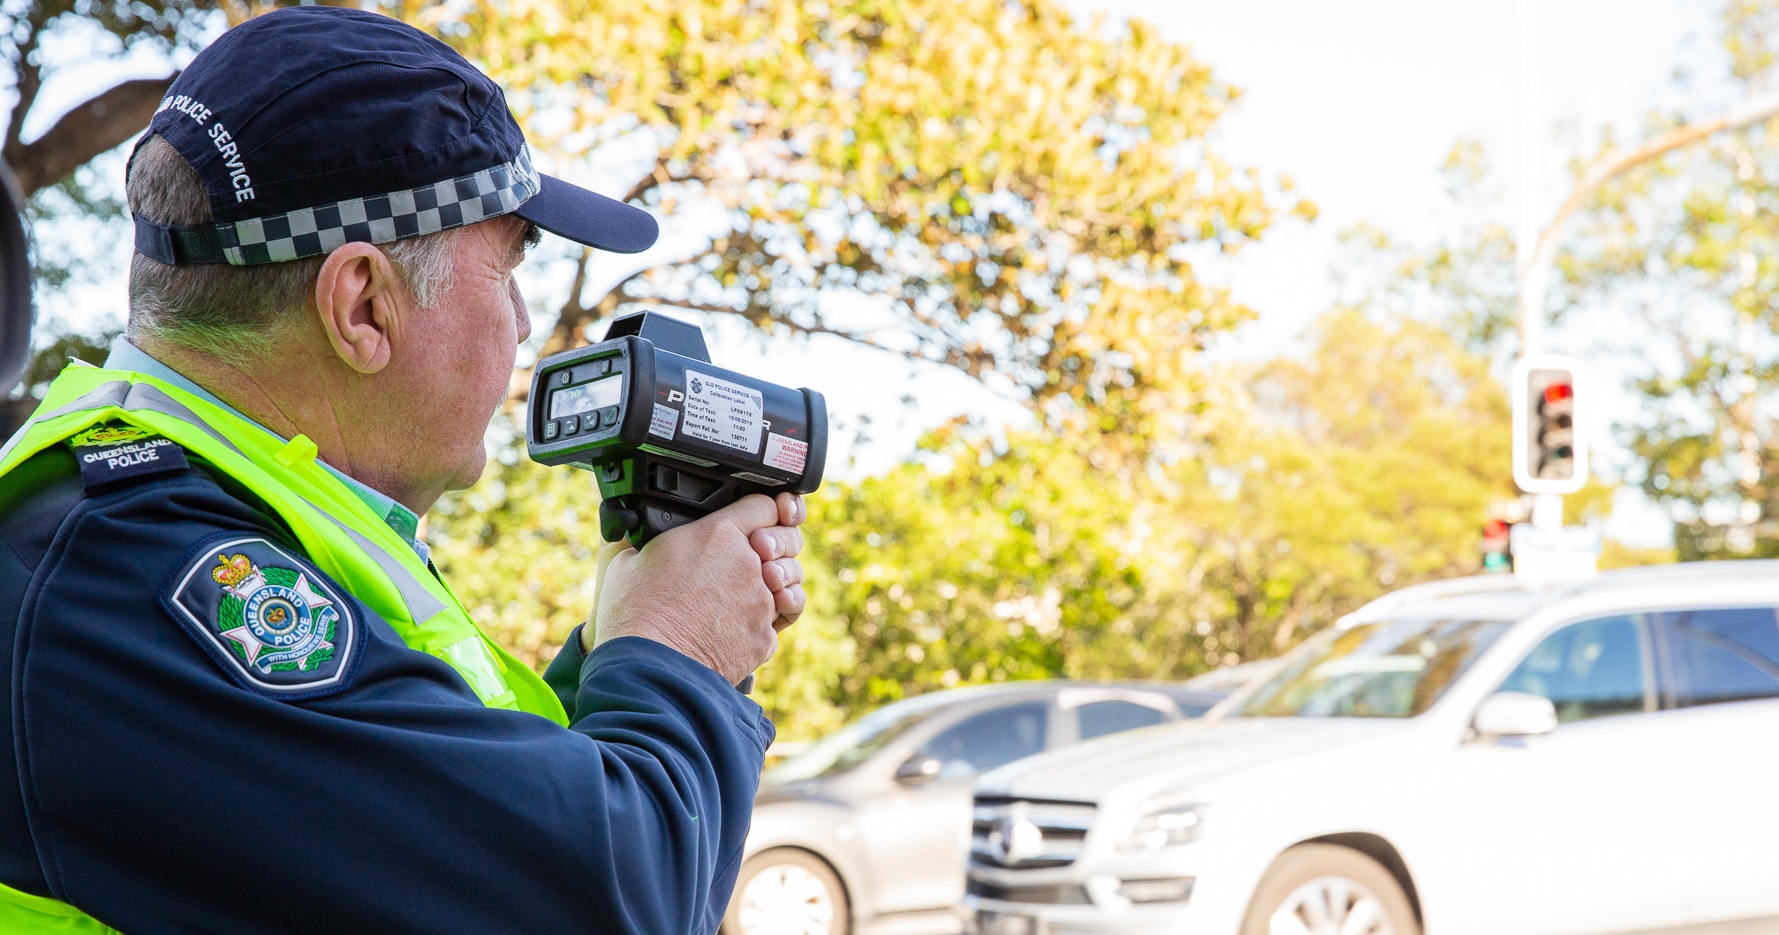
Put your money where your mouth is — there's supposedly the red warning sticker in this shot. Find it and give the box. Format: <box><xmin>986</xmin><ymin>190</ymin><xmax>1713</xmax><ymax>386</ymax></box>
<box><xmin>763</xmin><ymin>433</ymin><xmax>808</xmax><ymax>474</ymax></box>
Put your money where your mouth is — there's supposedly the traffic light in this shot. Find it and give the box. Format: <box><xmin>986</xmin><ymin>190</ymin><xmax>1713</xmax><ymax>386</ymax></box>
<box><xmin>1511</xmin><ymin>356</ymin><xmax>1587</xmax><ymax>495</ymax></box>
<box><xmin>1481</xmin><ymin>519</ymin><xmax>1513</xmax><ymax>573</ymax></box>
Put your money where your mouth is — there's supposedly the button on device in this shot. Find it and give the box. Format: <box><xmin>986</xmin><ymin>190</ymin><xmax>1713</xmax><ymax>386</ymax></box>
<box><xmin>600</xmin><ymin>406</ymin><xmax>619</xmax><ymax>429</ymax></box>
<box><xmin>559</xmin><ymin>417</ymin><xmax>579</xmax><ymax>437</ymax></box>
<box><xmin>597</xmin><ymin>358</ymin><xmax>612</xmax><ymax>375</ymax></box>
<box><xmin>543</xmin><ymin>420</ymin><xmax>560</xmax><ymax>441</ymax></box>
<box><xmin>556</xmin><ymin>371</ymin><xmax>573</xmax><ymax>387</ymax></box>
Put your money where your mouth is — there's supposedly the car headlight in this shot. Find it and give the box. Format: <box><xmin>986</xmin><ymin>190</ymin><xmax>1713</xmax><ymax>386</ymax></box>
<box><xmin>1117</xmin><ymin>799</ymin><xmax>1208</xmax><ymax>852</ymax></box>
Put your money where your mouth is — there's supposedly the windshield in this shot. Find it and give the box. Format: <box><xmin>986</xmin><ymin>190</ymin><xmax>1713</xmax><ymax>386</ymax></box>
<box><xmin>1234</xmin><ymin>618</ymin><xmax>1510</xmax><ymax>718</ymax></box>
<box><xmin>763</xmin><ymin>698</ymin><xmax>940</xmax><ymax>783</ymax></box>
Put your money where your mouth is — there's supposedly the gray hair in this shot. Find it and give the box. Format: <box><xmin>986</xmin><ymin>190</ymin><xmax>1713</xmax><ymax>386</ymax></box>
<box><xmin>126</xmin><ymin>134</ymin><xmax>459</xmax><ymax>360</ymax></box>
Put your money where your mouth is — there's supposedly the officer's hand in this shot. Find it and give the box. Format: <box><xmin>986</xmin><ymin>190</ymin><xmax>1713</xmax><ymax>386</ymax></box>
<box><xmin>589</xmin><ymin>493</ymin><xmax>805</xmax><ymax>684</ymax></box>
<box><xmin>752</xmin><ymin>492</ymin><xmax>806</xmax><ymax>633</ymax></box>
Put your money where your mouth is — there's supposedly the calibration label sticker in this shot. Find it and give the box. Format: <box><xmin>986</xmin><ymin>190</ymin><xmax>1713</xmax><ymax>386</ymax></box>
<box><xmin>682</xmin><ymin>370</ymin><xmax>763</xmax><ymax>454</ymax></box>
<box><xmin>763</xmin><ymin>433</ymin><xmax>808</xmax><ymax>474</ymax></box>
<box><xmin>650</xmin><ymin>403</ymin><xmax>680</xmax><ymax>439</ymax></box>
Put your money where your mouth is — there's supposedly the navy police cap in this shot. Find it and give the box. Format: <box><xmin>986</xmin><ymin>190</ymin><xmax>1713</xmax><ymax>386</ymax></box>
<box><xmin>131</xmin><ymin>6</ymin><xmax>658</xmax><ymax>266</ymax></box>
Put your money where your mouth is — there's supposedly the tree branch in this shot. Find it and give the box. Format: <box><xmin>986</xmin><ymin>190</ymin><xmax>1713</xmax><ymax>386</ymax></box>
<box><xmin>673</xmin><ymin>298</ymin><xmax>983</xmax><ymax>374</ymax></box>
<box><xmin>5</xmin><ymin>76</ymin><xmax>175</xmax><ymax>194</ymax></box>
<box><xmin>4</xmin><ymin>9</ymin><xmax>48</xmax><ymax>155</ymax></box>
<box><xmin>1522</xmin><ymin>89</ymin><xmax>1779</xmax><ymax>347</ymax></box>
<box><xmin>623</xmin><ymin>153</ymin><xmax>681</xmax><ymax>204</ymax></box>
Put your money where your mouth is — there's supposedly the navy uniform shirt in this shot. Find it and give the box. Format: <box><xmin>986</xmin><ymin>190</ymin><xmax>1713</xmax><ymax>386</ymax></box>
<box><xmin>0</xmin><ymin>434</ymin><xmax>773</xmax><ymax>934</ymax></box>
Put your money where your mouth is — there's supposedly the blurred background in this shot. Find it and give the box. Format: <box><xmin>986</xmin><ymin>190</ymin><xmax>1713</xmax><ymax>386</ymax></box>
<box><xmin>1</xmin><ymin>0</ymin><xmax>1771</xmax><ymax>745</ymax></box>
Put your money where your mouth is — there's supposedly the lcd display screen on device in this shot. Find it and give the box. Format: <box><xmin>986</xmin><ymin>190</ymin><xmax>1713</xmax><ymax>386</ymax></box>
<box><xmin>549</xmin><ymin>377</ymin><xmax>622</xmax><ymax>419</ymax></box>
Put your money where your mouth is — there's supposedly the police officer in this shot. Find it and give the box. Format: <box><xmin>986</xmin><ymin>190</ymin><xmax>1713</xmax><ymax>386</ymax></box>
<box><xmin>0</xmin><ymin>8</ymin><xmax>805</xmax><ymax>933</ymax></box>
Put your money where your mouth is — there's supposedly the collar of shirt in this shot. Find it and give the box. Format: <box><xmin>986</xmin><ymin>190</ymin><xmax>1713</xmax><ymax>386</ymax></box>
<box><xmin>101</xmin><ymin>337</ymin><xmax>429</xmax><ymax>561</ymax></box>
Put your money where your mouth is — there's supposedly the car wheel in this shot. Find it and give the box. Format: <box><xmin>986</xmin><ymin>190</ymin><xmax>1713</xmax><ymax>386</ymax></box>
<box><xmin>1240</xmin><ymin>844</ymin><xmax>1419</xmax><ymax>935</ymax></box>
<box><xmin>723</xmin><ymin>848</ymin><xmax>850</xmax><ymax>935</ymax></box>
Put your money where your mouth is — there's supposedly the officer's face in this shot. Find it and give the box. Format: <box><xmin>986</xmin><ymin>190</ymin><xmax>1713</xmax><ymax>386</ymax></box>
<box><xmin>400</xmin><ymin>215</ymin><xmax>534</xmax><ymax>495</ymax></box>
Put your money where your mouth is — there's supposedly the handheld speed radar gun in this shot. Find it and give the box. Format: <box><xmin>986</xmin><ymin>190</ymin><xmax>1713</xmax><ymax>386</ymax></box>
<box><xmin>526</xmin><ymin>311</ymin><xmax>828</xmax><ymax>549</ymax></box>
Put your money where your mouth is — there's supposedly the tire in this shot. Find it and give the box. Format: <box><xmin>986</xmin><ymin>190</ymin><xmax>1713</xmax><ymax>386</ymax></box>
<box><xmin>722</xmin><ymin>848</ymin><xmax>851</xmax><ymax>935</ymax></box>
<box><xmin>1239</xmin><ymin>843</ymin><xmax>1420</xmax><ymax>935</ymax></box>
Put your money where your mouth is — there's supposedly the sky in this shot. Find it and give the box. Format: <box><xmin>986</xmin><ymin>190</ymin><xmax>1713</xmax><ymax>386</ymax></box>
<box><xmin>13</xmin><ymin>0</ymin><xmax>1737</xmax><ymax>541</ymax></box>
<box><xmin>1100</xmin><ymin>0</ymin><xmax>1718</xmax><ymax>352</ymax></box>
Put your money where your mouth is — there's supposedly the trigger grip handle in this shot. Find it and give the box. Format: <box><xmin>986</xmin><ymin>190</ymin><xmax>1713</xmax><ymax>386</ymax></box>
<box><xmin>599</xmin><ymin>500</ymin><xmax>641</xmax><ymax>543</ymax></box>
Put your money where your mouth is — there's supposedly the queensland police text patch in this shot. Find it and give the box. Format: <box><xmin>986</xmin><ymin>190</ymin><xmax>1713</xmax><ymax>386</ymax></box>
<box><xmin>67</xmin><ymin>423</ymin><xmax>189</xmax><ymax>488</ymax></box>
<box><xmin>162</xmin><ymin>535</ymin><xmax>360</xmax><ymax>696</ymax></box>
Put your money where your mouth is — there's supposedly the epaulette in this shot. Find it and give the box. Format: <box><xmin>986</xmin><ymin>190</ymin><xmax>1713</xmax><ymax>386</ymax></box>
<box><xmin>65</xmin><ymin>422</ymin><xmax>191</xmax><ymax>490</ymax></box>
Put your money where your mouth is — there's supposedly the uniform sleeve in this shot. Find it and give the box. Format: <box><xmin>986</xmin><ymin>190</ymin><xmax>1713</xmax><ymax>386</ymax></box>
<box><xmin>543</xmin><ymin>623</ymin><xmax>590</xmax><ymax>717</ymax></box>
<box><xmin>10</xmin><ymin>470</ymin><xmax>772</xmax><ymax>935</ymax></box>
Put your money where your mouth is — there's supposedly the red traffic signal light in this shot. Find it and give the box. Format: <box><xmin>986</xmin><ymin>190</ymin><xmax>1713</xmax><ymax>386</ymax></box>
<box><xmin>1512</xmin><ymin>356</ymin><xmax>1587</xmax><ymax>495</ymax></box>
<box><xmin>1481</xmin><ymin>519</ymin><xmax>1513</xmax><ymax>572</ymax></box>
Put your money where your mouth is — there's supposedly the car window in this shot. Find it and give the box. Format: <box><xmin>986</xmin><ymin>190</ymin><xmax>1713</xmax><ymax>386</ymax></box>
<box><xmin>764</xmin><ymin>697</ymin><xmax>942</xmax><ymax>782</ymax></box>
<box><xmin>1076</xmin><ymin>700</ymin><xmax>1167</xmax><ymax>740</ymax></box>
<box><xmin>1160</xmin><ymin>689</ymin><xmax>1221</xmax><ymax>717</ymax></box>
<box><xmin>1235</xmin><ymin>618</ymin><xmax>1510</xmax><ymax>719</ymax></box>
<box><xmin>1657</xmin><ymin>607</ymin><xmax>1779</xmax><ymax>709</ymax></box>
<box><xmin>917</xmin><ymin>703</ymin><xmax>1048</xmax><ymax>779</ymax></box>
<box><xmin>1499</xmin><ymin>615</ymin><xmax>1650</xmax><ymax>723</ymax></box>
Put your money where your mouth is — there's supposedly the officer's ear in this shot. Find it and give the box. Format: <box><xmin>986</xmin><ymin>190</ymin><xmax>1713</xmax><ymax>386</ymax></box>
<box><xmin>313</xmin><ymin>242</ymin><xmax>405</xmax><ymax>375</ymax></box>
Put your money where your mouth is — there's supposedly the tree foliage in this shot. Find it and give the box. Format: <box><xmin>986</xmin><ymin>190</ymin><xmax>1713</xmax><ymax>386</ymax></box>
<box><xmin>1192</xmin><ymin>311</ymin><xmax>1516</xmax><ymax>649</ymax></box>
<box><xmin>8</xmin><ymin>1</ymin><xmax>1538</xmax><ymax>740</ymax></box>
<box><xmin>660</xmin><ymin>308</ymin><xmax>1514</xmax><ymax>731</ymax></box>
<box><xmin>411</xmin><ymin>0</ymin><xmax>1322</xmax><ymax>734</ymax></box>
<box><xmin>427</xmin><ymin>0</ymin><xmax>1309</xmax><ymax>443</ymax></box>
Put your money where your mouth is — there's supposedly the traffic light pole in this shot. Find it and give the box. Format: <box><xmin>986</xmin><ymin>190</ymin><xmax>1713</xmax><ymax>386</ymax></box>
<box><xmin>1530</xmin><ymin>494</ymin><xmax>1562</xmax><ymax>530</ymax></box>
<box><xmin>1513</xmin><ymin>6</ymin><xmax>1779</xmax><ymax>527</ymax></box>
<box><xmin>1515</xmin><ymin>0</ymin><xmax>1559</xmax><ymax>530</ymax></box>
<box><xmin>1515</xmin><ymin>0</ymin><xmax>1541</xmax><ymax>359</ymax></box>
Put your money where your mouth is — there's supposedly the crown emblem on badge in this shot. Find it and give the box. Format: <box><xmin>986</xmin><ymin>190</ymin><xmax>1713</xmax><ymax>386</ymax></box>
<box><xmin>212</xmin><ymin>553</ymin><xmax>255</xmax><ymax>589</ymax></box>
<box><xmin>209</xmin><ymin>550</ymin><xmax>338</xmax><ymax>673</ymax></box>
<box><xmin>70</xmin><ymin>424</ymin><xmax>152</xmax><ymax>447</ymax></box>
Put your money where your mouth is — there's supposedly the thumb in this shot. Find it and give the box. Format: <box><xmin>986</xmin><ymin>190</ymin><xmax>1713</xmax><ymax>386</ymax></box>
<box><xmin>708</xmin><ymin>493</ymin><xmax>781</xmax><ymax>537</ymax></box>
<box><xmin>592</xmin><ymin>539</ymin><xmax>635</xmax><ymax>622</ymax></box>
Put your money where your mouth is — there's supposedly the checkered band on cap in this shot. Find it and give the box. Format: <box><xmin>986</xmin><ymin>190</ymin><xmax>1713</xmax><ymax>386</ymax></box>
<box><xmin>216</xmin><ymin>148</ymin><xmax>539</xmax><ymax>265</ymax></box>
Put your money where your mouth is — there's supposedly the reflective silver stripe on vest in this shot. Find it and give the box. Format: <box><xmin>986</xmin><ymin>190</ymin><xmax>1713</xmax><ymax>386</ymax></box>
<box><xmin>3</xmin><ymin>377</ymin><xmax>448</xmax><ymax>625</ymax></box>
<box><xmin>314</xmin><ymin>512</ymin><xmax>448</xmax><ymax>624</ymax></box>
<box><xmin>0</xmin><ymin>380</ymin><xmax>246</xmax><ymax>465</ymax></box>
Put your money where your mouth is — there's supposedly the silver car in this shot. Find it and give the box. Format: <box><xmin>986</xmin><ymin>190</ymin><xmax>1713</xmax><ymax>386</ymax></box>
<box><xmin>965</xmin><ymin>564</ymin><xmax>1779</xmax><ymax>935</ymax></box>
<box><xmin>722</xmin><ymin>681</ymin><xmax>1226</xmax><ymax>935</ymax></box>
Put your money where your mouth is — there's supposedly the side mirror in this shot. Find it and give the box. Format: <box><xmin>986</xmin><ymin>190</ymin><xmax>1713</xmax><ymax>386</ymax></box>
<box><xmin>893</xmin><ymin>754</ymin><xmax>945</xmax><ymax>785</ymax></box>
<box><xmin>1472</xmin><ymin>691</ymin><xmax>1559</xmax><ymax>739</ymax></box>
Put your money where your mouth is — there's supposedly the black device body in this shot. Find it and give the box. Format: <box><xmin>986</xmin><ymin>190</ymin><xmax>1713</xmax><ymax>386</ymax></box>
<box><xmin>526</xmin><ymin>311</ymin><xmax>827</xmax><ymax>549</ymax></box>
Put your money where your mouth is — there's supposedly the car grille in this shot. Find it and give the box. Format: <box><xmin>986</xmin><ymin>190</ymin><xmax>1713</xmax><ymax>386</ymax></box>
<box><xmin>966</xmin><ymin>877</ymin><xmax>1092</xmax><ymax>904</ymax></box>
<box><xmin>970</xmin><ymin>796</ymin><xmax>1096</xmax><ymax>869</ymax></box>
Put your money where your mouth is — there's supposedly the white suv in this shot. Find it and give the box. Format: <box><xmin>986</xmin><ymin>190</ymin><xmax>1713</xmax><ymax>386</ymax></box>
<box><xmin>965</xmin><ymin>563</ymin><xmax>1779</xmax><ymax>935</ymax></box>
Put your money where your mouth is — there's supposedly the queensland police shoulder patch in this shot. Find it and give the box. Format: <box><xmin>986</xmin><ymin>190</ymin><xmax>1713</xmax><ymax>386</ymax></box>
<box><xmin>67</xmin><ymin>422</ymin><xmax>189</xmax><ymax>489</ymax></box>
<box><xmin>162</xmin><ymin>535</ymin><xmax>360</xmax><ymax>696</ymax></box>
